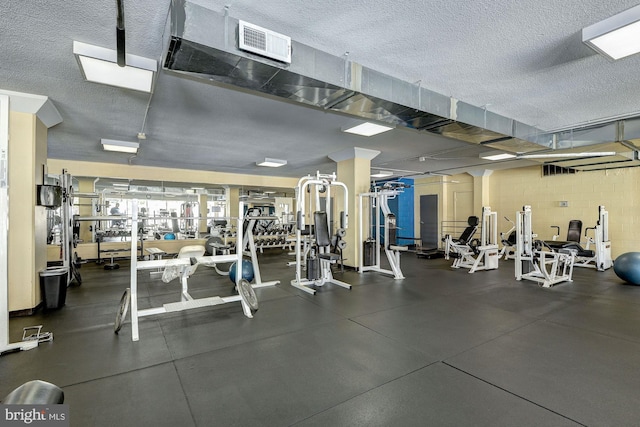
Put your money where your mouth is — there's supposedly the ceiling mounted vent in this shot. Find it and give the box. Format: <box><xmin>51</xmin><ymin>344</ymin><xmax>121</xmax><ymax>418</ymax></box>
<box><xmin>238</xmin><ymin>20</ymin><xmax>291</xmax><ymax>63</ymax></box>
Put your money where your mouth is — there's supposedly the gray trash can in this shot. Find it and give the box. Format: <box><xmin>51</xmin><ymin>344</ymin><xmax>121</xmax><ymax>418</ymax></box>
<box><xmin>39</xmin><ymin>267</ymin><xmax>68</xmax><ymax>309</ymax></box>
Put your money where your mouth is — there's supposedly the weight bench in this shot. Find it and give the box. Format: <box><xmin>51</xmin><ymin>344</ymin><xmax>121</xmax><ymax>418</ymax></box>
<box><xmin>3</xmin><ymin>380</ymin><xmax>64</xmax><ymax>404</ymax></box>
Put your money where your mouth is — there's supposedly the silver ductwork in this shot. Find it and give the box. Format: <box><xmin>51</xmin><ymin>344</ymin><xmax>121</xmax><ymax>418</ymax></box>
<box><xmin>163</xmin><ymin>0</ymin><xmax>640</xmax><ymax>158</ymax></box>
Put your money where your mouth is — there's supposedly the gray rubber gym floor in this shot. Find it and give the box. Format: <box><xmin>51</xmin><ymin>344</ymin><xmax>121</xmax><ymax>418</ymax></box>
<box><xmin>2</xmin><ymin>251</ymin><xmax>639</xmax><ymax>426</ymax></box>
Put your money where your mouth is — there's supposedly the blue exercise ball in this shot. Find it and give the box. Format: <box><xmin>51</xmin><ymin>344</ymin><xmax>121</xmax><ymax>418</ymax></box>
<box><xmin>614</xmin><ymin>252</ymin><xmax>640</xmax><ymax>285</ymax></box>
<box><xmin>164</xmin><ymin>233</ymin><xmax>176</xmax><ymax>240</ymax></box>
<box><xmin>229</xmin><ymin>260</ymin><xmax>254</xmax><ymax>284</ymax></box>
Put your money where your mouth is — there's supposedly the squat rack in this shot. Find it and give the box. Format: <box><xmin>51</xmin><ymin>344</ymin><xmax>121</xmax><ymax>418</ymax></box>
<box><xmin>124</xmin><ymin>200</ymin><xmax>279</xmax><ymax>341</ymax></box>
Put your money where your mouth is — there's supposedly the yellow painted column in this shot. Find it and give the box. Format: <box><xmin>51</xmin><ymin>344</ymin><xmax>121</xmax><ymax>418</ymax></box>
<box><xmin>329</xmin><ymin>148</ymin><xmax>380</xmax><ymax>268</ymax></box>
<box><xmin>470</xmin><ymin>170</ymin><xmax>492</xmax><ymax>212</ymax></box>
<box><xmin>8</xmin><ymin>112</ymin><xmax>48</xmax><ymax>312</ymax></box>
<box><xmin>226</xmin><ymin>187</ymin><xmax>240</xmax><ymax>222</ymax></box>
<box><xmin>198</xmin><ymin>193</ymin><xmax>208</xmax><ymax>234</ymax></box>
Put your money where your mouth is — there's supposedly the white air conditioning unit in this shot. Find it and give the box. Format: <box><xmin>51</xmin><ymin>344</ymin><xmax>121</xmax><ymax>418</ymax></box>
<box><xmin>239</xmin><ymin>20</ymin><xmax>291</xmax><ymax>64</ymax></box>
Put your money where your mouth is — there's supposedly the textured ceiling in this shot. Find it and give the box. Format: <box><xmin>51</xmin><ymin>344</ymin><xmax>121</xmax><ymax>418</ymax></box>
<box><xmin>2</xmin><ymin>0</ymin><xmax>640</xmax><ymax>182</ymax></box>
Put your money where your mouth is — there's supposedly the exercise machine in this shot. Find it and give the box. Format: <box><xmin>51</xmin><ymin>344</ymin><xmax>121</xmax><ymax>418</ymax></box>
<box><xmin>59</xmin><ymin>170</ymin><xmax>83</xmax><ymax>284</ymax></box>
<box><xmin>546</xmin><ymin>206</ymin><xmax>612</xmax><ymax>271</ymax></box>
<box><xmin>498</xmin><ymin>216</ymin><xmax>517</xmax><ymax>260</ymax></box>
<box><xmin>116</xmin><ymin>200</ymin><xmax>279</xmax><ymax>341</ymax></box>
<box><xmin>515</xmin><ymin>205</ymin><xmax>575</xmax><ymax>288</ymax></box>
<box><xmin>291</xmin><ymin>172</ymin><xmax>351</xmax><ymax>295</ymax></box>
<box><xmin>444</xmin><ymin>207</ymin><xmax>499</xmax><ymax>273</ymax></box>
<box><xmin>358</xmin><ymin>182</ymin><xmax>409</xmax><ymax>279</ymax></box>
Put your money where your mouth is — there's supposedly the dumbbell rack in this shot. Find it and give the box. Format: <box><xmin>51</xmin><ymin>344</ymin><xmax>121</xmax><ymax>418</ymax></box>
<box><xmin>253</xmin><ymin>229</ymin><xmax>294</xmax><ymax>253</ymax></box>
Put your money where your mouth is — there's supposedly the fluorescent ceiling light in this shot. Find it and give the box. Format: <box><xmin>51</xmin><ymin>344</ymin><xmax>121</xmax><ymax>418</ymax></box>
<box><xmin>342</xmin><ymin>122</ymin><xmax>394</xmax><ymax>137</ymax></box>
<box><xmin>370</xmin><ymin>171</ymin><xmax>393</xmax><ymax>178</ymax></box>
<box><xmin>582</xmin><ymin>5</ymin><xmax>640</xmax><ymax>60</ymax></box>
<box><xmin>256</xmin><ymin>158</ymin><xmax>287</xmax><ymax>167</ymax></box>
<box><xmin>101</xmin><ymin>139</ymin><xmax>139</xmax><ymax>154</ymax></box>
<box><xmin>519</xmin><ymin>151</ymin><xmax>616</xmax><ymax>159</ymax></box>
<box><xmin>73</xmin><ymin>41</ymin><xmax>157</xmax><ymax>92</ymax></box>
<box><xmin>480</xmin><ymin>152</ymin><xmax>517</xmax><ymax>161</ymax></box>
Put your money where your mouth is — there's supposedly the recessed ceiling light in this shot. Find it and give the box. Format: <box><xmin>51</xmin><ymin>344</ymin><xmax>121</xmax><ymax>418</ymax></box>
<box><xmin>342</xmin><ymin>122</ymin><xmax>394</xmax><ymax>137</ymax></box>
<box><xmin>583</xmin><ymin>5</ymin><xmax>640</xmax><ymax>60</ymax></box>
<box><xmin>101</xmin><ymin>139</ymin><xmax>139</xmax><ymax>154</ymax></box>
<box><xmin>256</xmin><ymin>158</ymin><xmax>287</xmax><ymax>167</ymax></box>
<box><xmin>370</xmin><ymin>171</ymin><xmax>393</xmax><ymax>178</ymax></box>
<box><xmin>480</xmin><ymin>152</ymin><xmax>517</xmax><ymax>161</ymax></box>
<box><xmin>73</xmin><ymin>41</ymin><xmax>157</xmax><ymax>92</ymax></box>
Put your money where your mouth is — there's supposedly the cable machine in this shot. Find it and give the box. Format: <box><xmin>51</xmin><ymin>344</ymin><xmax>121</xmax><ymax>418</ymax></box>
<box><xmin>358</xmin><ymin>182</ymin><xmax>409</xmax><ymax>280</ymax></box>
<box><xmin>291</xmin><ymin>172</ymin><xmax>351</xmax><ymax>295</ymax></box>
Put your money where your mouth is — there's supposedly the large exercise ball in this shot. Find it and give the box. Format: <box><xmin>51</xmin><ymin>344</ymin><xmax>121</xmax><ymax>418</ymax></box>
<box><xmin>229</xmin><ymin>260</ymin><xmax>254</xmax><ymax>284</ymax></box>
<box><xmin>164</xmin><ymin>233</ymin><xmax>176</xmax><ymax>240</ymax></box>
<box><xmin>614</xmin><ymin>252</ymin><xmax>640</xmax><ymax>285</ymax></box>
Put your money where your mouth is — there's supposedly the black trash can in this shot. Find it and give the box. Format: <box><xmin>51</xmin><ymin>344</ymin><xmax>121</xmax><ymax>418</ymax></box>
<box><xmin>39</xmin><ymin>267</ymin><xmax>68</xmax><ymax>309</ymax></box>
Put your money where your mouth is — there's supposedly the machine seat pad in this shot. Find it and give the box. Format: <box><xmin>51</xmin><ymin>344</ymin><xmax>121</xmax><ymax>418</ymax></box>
<box><xmin>545</xmin><ymin>241</ymin><xmax>594</xmax><ymax>258</ymax></box>
<box><xmin>318</xmin><ymin>253</ymin><xmax>341</xmax><ymax>261</ymax></box>
<box><xmin>3</xmin><ymin>380</ymin><xmax>64</xmax><ymax>404</ymax></box>
<box><xmin>389</xmin><ymin>245</ymin><xmax>409</xmax><ymax>252</ymax></box>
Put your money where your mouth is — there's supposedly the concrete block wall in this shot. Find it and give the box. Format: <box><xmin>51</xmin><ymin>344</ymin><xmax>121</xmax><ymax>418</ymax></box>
<box><xmin>489</xmin><ymin>166</ymin><xmax>639</xmax><ymax>258</ymax></box>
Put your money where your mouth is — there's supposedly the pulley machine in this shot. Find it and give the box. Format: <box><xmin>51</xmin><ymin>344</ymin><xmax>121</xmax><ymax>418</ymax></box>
<box><xmin>358</xmin><ymin>182</ymin><xmax>409</xmax><ymax>280</ymax></box>
<box><xmin>291</xmin><ymin>172</ymin><xmax>351</xmax><ymax>295</ymax></box>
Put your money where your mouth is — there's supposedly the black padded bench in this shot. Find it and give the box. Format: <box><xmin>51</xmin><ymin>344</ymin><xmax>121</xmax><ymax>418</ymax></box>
<box><xmin>545</xmin><ymin>241</ymin><xmax>595</xmax><ymax>258</ymax></box>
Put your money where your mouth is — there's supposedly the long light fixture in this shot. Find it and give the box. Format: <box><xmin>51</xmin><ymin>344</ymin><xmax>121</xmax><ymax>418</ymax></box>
<box><xmin>101</xmin><ymin>139</ymin><xmax>139</xmax><ymax>154</ymax></box>
<box><xmin>582</xmin><ymin>5</ymin><xmax>640</xmax><ymax>60</ymax></box>
<box><xmin>342</xmin><ymin>122</ymin><xmax>394</xmax><ymax>137</ymax></box>
<box><xmin>73</xmin><ymin>41</ymin><xmax>157</xmax><ymax>92</ymax></box>
<box><xmin>370</xmin><ymin>170</ymin><xmax>393</xmax><ymax>178</ymax></box>
<box><xmin>518</xmin><ymin>151</ymin><xmax>616</xmax><ymax>159</ymax></box>
<box><xmin>480</xmin><ymin>151</ymin><xmax>517</xmax><ymax>161</ymax></box>
<box><xmin>256</xmin><ymin>158</ymin><xmax>287</xmax><ymax>167</ymax></box>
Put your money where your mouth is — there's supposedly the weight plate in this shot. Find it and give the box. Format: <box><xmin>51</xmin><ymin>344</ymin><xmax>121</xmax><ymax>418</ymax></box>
<box><xmin>238</xmin><ymin>279</ymin><xmax>259</xmax><ymax>314</ymax></box>
<box><xmin>114</xmin><ymin>288</ymin><xmax>131</xmax><ymax>334</ymax></box>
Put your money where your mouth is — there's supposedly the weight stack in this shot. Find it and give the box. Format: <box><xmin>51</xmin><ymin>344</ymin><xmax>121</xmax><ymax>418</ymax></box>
<box><xmin>363</xmin><ymin>240</ymin><xmax>376</xmax><ymax>266</ymax></box>
<box><xmin>306</xmin><ymin>256</ymin><xmax>320</xmax><ymax>280</ymax></box>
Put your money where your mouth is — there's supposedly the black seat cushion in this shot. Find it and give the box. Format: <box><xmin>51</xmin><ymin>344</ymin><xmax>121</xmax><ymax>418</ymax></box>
<box><xmin>318</xmin><ymin>253</ymin><xmax>341</xmax><ymax>261</ymax></box>
<box><xmin>544</xmin><ymin>240</ymin><xmax>594</xmax><ymax>258</ymax></box>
